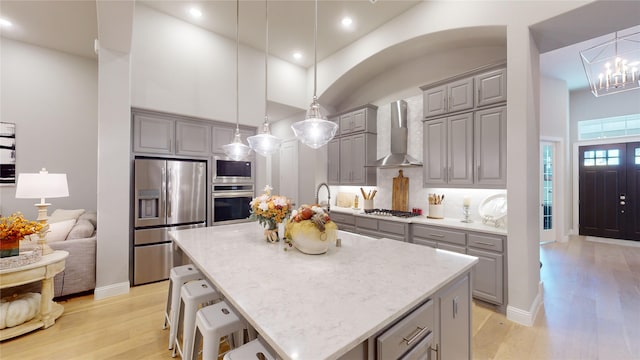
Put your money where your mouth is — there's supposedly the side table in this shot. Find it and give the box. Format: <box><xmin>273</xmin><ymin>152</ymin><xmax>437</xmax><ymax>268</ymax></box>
<box><xmin>0</xmin><ymin>250</ymin><xmax>69</xmax><ymax>341</ymax></box>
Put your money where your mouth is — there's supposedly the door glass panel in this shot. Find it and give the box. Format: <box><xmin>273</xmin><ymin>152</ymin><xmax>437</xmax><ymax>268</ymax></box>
<box><xmin>607</xmin><ymin>158</ymin><xmax>620</xmax><ymax>165</ymax></box>
<box><xmin>584</xmin><ymin>159</ymin><xmax>595</xmax><ymax>166</ymax></box>
<box><xmin>542</xmin><ymin>144</ymin><xmax>553</xmax><ymax>231</ymax></box>
<box><xmin>596</xmin><ymin>157</ymin><xmax>607</xmax><ymax>166</ymax></box>
<box><xmin>636</xmin><ymin>148</ymin><xmax>640</xmax><ymax>164</ymax></box>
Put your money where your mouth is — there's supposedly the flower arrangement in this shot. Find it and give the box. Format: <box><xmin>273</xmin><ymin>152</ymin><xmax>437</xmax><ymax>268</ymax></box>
<box><xmin>250</xmin><ymin>185</ymin><xmax>292</xmax><ymax>242</ymax></box>
<box><xmin>284</xmin><ymin>205</ymin><xmax>337</xmax><ymax>254</ymax></box>
<box><xmin>0</xmin><ymin>212</ymin><xmax>45</xmax><ymax>257</ymax></box>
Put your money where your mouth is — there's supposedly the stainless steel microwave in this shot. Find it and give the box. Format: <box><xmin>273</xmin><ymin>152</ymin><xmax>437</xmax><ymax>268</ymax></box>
<box><xmin>212</xmin><ymin>155</ymin><xmax>254</xmax><ymax>183</ymax></box>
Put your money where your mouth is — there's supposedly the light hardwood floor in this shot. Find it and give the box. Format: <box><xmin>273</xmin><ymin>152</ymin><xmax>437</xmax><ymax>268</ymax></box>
<box><xmin>1</xmin><ymin>236</ymin><xmax>639</xmax><ymax>359</ymax></box>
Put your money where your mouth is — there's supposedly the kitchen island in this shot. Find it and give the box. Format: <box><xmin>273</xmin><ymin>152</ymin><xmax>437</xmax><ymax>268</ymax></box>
<box><xmin>170</xmin><ymin>222</ymin><xmax>477</xmax><ymax>360</ymax></box>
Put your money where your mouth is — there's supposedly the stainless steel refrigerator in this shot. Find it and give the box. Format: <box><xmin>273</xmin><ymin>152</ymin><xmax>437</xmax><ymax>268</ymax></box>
<box><xmin>132</xmin><ymin>158</ymin><xmax>207</xmax><ymax>285</ymax></box>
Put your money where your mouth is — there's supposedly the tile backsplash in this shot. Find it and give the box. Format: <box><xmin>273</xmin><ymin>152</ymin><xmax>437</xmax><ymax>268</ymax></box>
<box><xmin>331</xmin><ymin>93</ymin><xmax>507</xmax><ymax>224</ymax></box>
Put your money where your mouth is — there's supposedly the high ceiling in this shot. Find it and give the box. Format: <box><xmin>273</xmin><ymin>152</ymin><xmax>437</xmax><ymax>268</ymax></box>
<box><xmin>1</xmin><ymin>0</ymin><xmax>639</xmax><ymax>120</ymax></box>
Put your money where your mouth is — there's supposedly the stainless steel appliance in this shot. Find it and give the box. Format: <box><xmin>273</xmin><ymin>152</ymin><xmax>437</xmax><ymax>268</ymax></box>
<box><xmin>211</xmin><ymin>184</ymin><xmax>254</xmax><ymax>224</ymax></box>
<box><xmin>132</xmin><ymin>158</ymin><xmax>207</xmax><ymax>285</ymax></box>
<box><xmin>372</xmin><ymin>100</ymin><xmax>422</xmax><ymax>168</ymax></box>
<box><xmin>213</xmin><ymin>155</ymin><xmax>254</xmax><ymax>183</ymax></box>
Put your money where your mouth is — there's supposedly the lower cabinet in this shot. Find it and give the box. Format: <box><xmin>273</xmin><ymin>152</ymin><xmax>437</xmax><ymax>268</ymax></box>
<box><xmin>370</xmin><ymin>272</ymin><xmax>471</xmax><ymax>360</ymax></box>
<box><xmin>412</xmin><ymin>224</ymin><xmax>507</xmax><ymax>308</ymax></box>
<box><xmin>355</xmin><ymin>217</ymin><xmax>409</xmax><ymax>242</ymax></box>
<box><xmin>331</xmin><ymin>212</ymin><xmax>356</xmax><ymax>233</ymax></box>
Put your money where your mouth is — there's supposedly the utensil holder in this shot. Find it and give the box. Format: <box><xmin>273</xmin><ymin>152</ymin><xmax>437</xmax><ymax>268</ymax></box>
<box><xmin>428</xmin><ymin>204</ymin><xmax>443</xmax><ymax>219</ymax></box>
<box><xmin>363</xmin><ymin>199</ymin><xmax>374</xmax><ymax>210</ymax></box>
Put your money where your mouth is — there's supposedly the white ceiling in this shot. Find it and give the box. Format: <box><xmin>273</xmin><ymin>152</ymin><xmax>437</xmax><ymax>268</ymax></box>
<box><xmin>1</xmin><ymin>0</ymin><xmax>639</xmax><ymax>119</ymax></box>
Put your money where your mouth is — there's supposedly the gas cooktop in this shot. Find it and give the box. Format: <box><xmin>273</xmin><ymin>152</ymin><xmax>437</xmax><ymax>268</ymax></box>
<box><xmin>363</xmin><ymin>209</ymin><xmax>421</xmax><ymax>218</ymax></box>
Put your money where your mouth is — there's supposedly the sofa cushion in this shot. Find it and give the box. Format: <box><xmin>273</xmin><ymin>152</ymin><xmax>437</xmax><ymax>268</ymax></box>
<box><xmin>49</xmin><ymin>209</ymin><xmax>85</xmax><ymax>223</ymax></box>
<box><xmin>78</xmin><ymin>212</ymin><xmax>97</xmax><ymax>228</ymax></box>
<box><xmin>46</xmin><ymin>219</ymin><xmax>76</xmax><ymax>242</ymax></box>
<box><xmin>67</xmin><ymin>219</ymin><xmax>95</xmax><ymax>240</ymax></box>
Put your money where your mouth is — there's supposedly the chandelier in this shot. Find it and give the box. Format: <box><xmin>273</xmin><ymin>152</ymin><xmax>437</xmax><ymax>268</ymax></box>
<box><xmin>291</xmin><ymin>0</ymin><xmax>338</xmax><ymax>149</ymax></box>
<box><xmin>247</xmin><ymin>0</ymin><xmax>282</xmax><ymax>157</ymax></box>
<box><xmin>222</xmin><ymin>0</ymin><xmax>252</xmax><ymax>161</ymax></box>
<box><xmin>580</xmin><ymin>31</ymin><xmax>640</xmax><ymax>97</ymax></box>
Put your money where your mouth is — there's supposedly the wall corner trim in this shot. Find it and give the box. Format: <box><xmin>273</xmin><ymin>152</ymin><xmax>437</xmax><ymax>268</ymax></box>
<box><xmin>93</xmin><ymin>281</ymin><xmax>130</xmax><ymax>300</ymax></box>
<box><xmin>506</xmin><ymin>281</ymin><xmax>544</xmax><ymax>326</ymax></box>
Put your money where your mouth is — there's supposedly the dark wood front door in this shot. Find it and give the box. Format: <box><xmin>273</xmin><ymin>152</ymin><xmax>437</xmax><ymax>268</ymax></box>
<box><xmin>579</xmin><ymin>142</ymin><xmax>640</xmax><ymax>241</ymax></box>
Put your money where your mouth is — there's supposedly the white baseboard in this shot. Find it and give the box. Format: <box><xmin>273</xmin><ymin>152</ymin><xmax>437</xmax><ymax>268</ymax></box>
<box><xmin>585</xmin><ymin>236</ymin><xmax>640</xmax><ymax>248</ymax></box>
<box><xmin>94</xmin><ymin>281</ymin><xmax>130</xmax><ymax>300</ymax></box>
<box><xmin>506</xmin><ymin>281</ymin><xmax>543</xmax><ymax>326</ymax></box>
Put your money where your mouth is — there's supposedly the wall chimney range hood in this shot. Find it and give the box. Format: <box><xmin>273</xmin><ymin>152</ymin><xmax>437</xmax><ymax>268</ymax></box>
<box><xmin>372</xmin><ymin>100</ymin><xmax>422</xmax><ymax>168</ymax></box>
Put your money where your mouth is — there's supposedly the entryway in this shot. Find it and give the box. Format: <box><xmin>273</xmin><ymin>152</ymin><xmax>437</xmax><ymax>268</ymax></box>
<box><xmin>579</xmin><ymin>141</ymin><xmax>640</xmax><ymax>241</ymax></box>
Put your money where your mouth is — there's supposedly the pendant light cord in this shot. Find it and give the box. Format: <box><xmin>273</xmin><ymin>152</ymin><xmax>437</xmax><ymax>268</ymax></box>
<box><xmin>313</xmin><ymin>0</ymin><xmax>318</xmax><ymax>99</ymax></box>
<box><xmin>236</xmin><ymin>0</ymin><xmax>240</xmax><ymax>132</ymax></box>
<box><xmin>264</xmin><ymin>0</ymin><xmax>269</xmax><ymax>120</ymax></box>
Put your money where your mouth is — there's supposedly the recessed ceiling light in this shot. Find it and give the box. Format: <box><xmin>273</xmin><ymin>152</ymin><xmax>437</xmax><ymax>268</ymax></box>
<box><xmin>341</xmin><ymin>17</ymin><xmax>353</xmax><ymax>27</ymax></box>
<box><xmin>293</xmin><ymin>52</ymin><xmax>302</xmax><ymax>60</ymax></box>
<box><xmin>189</xmin><ymin>8</ymin><xmax>202</xmax><ymax>18</ymax></box>
<box><xmin>0</xmin><ymin>18</ymin><xmax>13</xmax><ymax>28</ymax></box>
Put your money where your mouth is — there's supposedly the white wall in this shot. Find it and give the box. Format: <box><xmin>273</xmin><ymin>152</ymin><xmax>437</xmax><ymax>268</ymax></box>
<box><xmin>0</xmin><ymin>39</ymin><xmax>98</xmax><ymax>217</ymax></box>
<box><xmin>131</xmin><ymin>4</ymin><xmax>307</xmax><ymax>128</ymax></box>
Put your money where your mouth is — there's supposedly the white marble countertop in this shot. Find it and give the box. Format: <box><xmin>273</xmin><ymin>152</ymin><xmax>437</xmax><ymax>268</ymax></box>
<box><xmin>170</xmin><ymin>223</ymin><xmax>477</xmax><ymax>360</ymax></box>
<box><xmin>330</xmin><ymin>206</ymin><xmax>508</xmax><ymax>236</ymax></box>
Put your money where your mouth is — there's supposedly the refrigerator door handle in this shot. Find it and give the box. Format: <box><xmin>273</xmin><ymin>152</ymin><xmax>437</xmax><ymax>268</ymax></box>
<box><xmin>162</xmin><ymin>165</ymin><xmax>168</xmax><ymax>222</ymax></box>
<box><xmin>166</xmin><ymin>166</ymin><xmax>172</xmax><ymax>219</ymax></box>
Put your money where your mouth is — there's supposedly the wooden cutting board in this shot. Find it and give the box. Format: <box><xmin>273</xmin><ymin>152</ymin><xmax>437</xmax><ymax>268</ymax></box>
<box><xmin>392</xmin><ymin>169</ymin><xmax>409</xmax><ymax>211</ymax></box>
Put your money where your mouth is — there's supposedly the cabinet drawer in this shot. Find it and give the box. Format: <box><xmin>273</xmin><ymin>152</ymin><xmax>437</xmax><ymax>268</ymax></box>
<box><xmin>400</xmin><ymin>331</ymin><xmax>434</xmax><ymax>360</ymax></box>
<box><xmin>355</xmin><ymin>217</ymin><xmax>378</xmax><ymax>231</ymax></box>
<box><xmin>379</xmin><ymin>220</ymin><xmax>407</xmax><ymax>236</ymax></box>
<box><xmin>413</xmin><ymin>225</ymin><xmax>466</xmax><ymax>246</ymax></box>
<box><xmin>413</xmin><ymin>238</ymin><xmax>436</xmax><ymax>248</ymax></box>
<box><xmin>377</xmin><ymin>299</ymin><xmax>434</xmax><ymax>360</ymax></box>
<box><xmin>468</xmin><ymin>233</ymin><xmax>504</xmax><ymax>252</ymax></box>
<box><xmin>330</xmin><ymin>212</ymin><xmax>355</xmax><ymax>225</ymax></box>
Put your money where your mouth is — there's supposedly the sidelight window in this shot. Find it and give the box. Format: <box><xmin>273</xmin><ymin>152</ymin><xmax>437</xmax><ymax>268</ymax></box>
<box><xmin>583</xmin><ymin>149</ymin><xmax>620</xmax><ymax>166</ymax></box>
<box><xmin>636</xmin><ymin>148</ymin><xmax>640</xmax><ymax>165</ymax></box>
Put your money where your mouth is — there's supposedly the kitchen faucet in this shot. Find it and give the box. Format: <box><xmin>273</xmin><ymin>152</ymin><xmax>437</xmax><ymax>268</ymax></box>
<box><xmin>315</xmin><ymin>182</ymin><xmax>331</xmax><ymax>212</ymax></box>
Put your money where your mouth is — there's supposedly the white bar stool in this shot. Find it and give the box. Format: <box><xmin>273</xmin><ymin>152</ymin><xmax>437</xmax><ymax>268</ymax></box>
<box><xmin>165</xmin><ymin>264</ymin><xmax>204</xmax><ymax>350</ymax></box>
<box><xmin>223</xmin><ymin>337</ymin><xmax>276</xmax><ymax>360</ymax></box>
<box><xmin>173</xmin><ymin>279</ymin><xmax>223</xmax><ymax>359</ymax></box>
<box><xmin>191</xmin><ymin>300</ymin><xmax>248</xmax><ymax>360</ymax></box>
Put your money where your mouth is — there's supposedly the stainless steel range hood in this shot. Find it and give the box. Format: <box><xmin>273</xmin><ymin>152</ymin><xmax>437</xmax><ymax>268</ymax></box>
<box><xmin>372</xmin><ymin>100</ymin><xmax>422</xmax><ymax>168</ymax></box>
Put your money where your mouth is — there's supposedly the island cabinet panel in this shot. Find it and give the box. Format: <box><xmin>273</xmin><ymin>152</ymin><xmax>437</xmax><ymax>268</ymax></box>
<box><xmin>438</xmin><ymin>274</ymin><xmax>471</xmax><ymax>360</ymax></box>
<box><xmin>377</xmin><ymin>299</ymin><xmax>435</xmax><ymax>359</ymax></box>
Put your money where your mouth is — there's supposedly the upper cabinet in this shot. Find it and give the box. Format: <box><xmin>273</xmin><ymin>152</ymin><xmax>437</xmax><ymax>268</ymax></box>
<box><xmin>339</xmin><ymin>106</ymin><xmax>377</xmax><ymax>135</ymax></box>
<box><xmin>328</xmin><ymin>105</ymin><xmax>377</xmax><ymax>186</ymax></box>
<box><xmin>423</xmin><ymin>77</ymin><xmax>474</xmax><ymax>118</ymax></box>
<box><xmin>132</xmin><ymin>108</ymin><xmax>255</xmax><ymax>158</ymax></box>
<box><xmin>421</xmin><ymin>64</ymin><xmax>507</xmax><ymax>188</ymax></box>
<box><xmin>133</xmin><ymin>112</ymin><xmax>175</xmax><ymax>155</ymax></box>
<box><xmin>475</xmin><ymin>68</ymin><xmax>507</xmax><ymax>107</ymax></box>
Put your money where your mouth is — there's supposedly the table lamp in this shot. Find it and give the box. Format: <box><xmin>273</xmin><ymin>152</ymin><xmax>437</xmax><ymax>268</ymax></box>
<box><xmin>15</xmin><ymin>168</ymin><xmax>69</xmax><ymax>255</ymax></box>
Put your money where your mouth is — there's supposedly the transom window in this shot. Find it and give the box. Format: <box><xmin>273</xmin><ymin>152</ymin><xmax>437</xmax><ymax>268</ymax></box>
<box><xmin>578</xmin><ymin>114</ymin><xmax>640</xmax><ymax>140</ymax></box>
<box><xmin>636</xmin><ymin>148</ymin><xmax>640</xmax><ymax>165</ymax></box>
<box><xmin>583</xmin><ymin>149</ymin><xmax>620</xmax><ymax>166</ymax></box>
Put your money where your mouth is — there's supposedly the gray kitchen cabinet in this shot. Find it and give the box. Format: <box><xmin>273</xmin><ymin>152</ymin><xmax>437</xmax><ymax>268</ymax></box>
<box><xmin>423</xmin><ymin>113</ymin><xmax>473</xmax><ymax>187</ymax></box>
<box><xmin>330</xmin><ymin>212</ymin><xmax>356</xmax><ymax>233</ymax></box>
<box><xmin>412</xmin><ymin>224</ymin><xmax>467</xmax><ymax>254</ymax></box>
<box><xmin>438</xmin><ymin>274</ymin><xmax>471</xmax><ymax>360</ymax></box>
<box><xmin>474</xmin><ymin>106</ymin><xmax>507</xmax><ymax>187</ymax></box>
<box><xmin>355</xmin><ymin>217</ymin><xmax>409</xmax><ymax>242</ymax></box>
<box><xmin>467</xmin><ymin>232</ymin><xmax>505</xmax><ymax>305</ymax></box>
<box><xmin>475</xmin><ymin>68</ymin><xmax>507</xmax><ymax>108</ymax></box>
<box><xmin>327</xmin><ymin>138</ymin><xmax>340</xmax><ymax>185</ymax></box>
<box><xmin>211</xmin><ymin>126</ymin><xmax>254</xmax><ymax>154</ymax></box>
<box><xmin>422</xmin><ymin>77</ymin><xmax>474</xmax><ymax>118</ymax></box>
<box><xmin>339</xmin><ymin>106</ymin><xmax>377</xmax><ymax>136</ymax></box>
<box><xmin>176</xmin><ymin>121</ymin><xmax>211</xmax><ymax>156</ymax></box>
<box><xmin>339</xmin><ymin>133</ymin><xmax>376</xmax><ymax>185</ymax></box>
<box><xmin>412</xmin><ymin>223</ymin><xmax>507</xmax><ymax>308</ymax></box>
<box><xmin>133</xmin><ymin>113</ymin><xmax>175</xmax><ymax>154</ymax></box>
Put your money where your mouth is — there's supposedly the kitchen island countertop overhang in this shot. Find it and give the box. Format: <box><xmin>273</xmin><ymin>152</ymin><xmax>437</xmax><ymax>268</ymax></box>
<box><xmin>170</xmin><ymin>222</ymin><xmax>478</xmax><ymax>360</ymax></box>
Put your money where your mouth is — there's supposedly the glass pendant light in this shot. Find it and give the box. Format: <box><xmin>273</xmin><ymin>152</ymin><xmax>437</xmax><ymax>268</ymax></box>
<box><xmin>223</xmin><ymin>0</ymin><xmax>252</xmax><ymax>161</ymax></box>
<box><xmin>291</xmin><ymin>0</ymin><xmax>338</xmax><ymax>149</ymax></box>
<box><xmin>247</xmin><ymin>0</ymin><xmax>282</xmax><ymax>157</ymax></box>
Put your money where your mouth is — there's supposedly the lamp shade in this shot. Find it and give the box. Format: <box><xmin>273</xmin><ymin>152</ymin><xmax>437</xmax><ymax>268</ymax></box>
<box><xmin>15</xmin><ymin>169</ymin><xmax>69</xmax><ymax>200</ymax></box>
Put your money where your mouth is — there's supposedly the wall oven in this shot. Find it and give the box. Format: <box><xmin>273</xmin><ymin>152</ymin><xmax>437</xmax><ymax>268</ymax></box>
<box><xmin>212</xmin><ymin>184</ymin><xmax>254</xmax><ymax>224</ymax></box>
<box><xmin>213</xmin><ymin>155</ymin><xmax>254</xmax><ymax>184</ymax></box>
